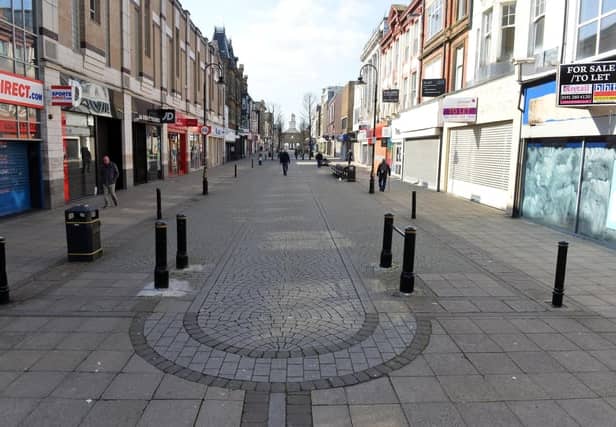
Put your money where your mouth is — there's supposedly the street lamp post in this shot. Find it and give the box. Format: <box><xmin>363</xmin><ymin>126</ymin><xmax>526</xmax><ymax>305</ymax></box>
<box><xmin>203</xmin><ymin>62</ymin><xmax>224</xmax><ymax>195</ymax></box>
<box><xmin>357</xmin><ymin>64</ymin><xmax>378</xmax><ymax>194</ymax></box>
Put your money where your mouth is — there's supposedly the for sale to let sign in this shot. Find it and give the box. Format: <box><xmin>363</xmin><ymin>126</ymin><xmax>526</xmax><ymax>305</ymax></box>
<box><xmin>558</xmin><ymin>61</ymin><xmax>616</xmax><ymax>106</ymax></box>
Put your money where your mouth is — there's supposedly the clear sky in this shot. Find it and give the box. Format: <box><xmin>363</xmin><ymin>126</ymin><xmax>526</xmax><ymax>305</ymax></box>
<box><xmin>182</xmin><ymin>0</ymin><xmax>394</xmax><ymax>126</ymax></box>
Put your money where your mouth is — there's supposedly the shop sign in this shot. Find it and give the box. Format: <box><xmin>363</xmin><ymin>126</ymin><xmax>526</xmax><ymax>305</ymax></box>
<box><xmin>558</xmin><ymin>61</ymin><xmax>616</xmax><ymax>106</ymax></box>
<box><xmin>422</xmin><ymin>78</ymin><xmax>446</xmax><ymax>97</ymax></box>
<box><xmin>0</xmin><ymin>71</ymin><xmax>44</xmax><ymax>109</ymax></box>
<box><xmin>60</xmin><ymin>75</ymin><xmax>112</xmax><ymax>116</ymax></box>
<box><xmin>442</xmin><ymin>97</ymin><xmax>478</xmax><ymax>122</ymax></box>
<box><xmin>201</xmin><ymin>125</ymin><xmax>211</xmax><ymax>135</ymax></box>
<box><xmin>134</xmin><ymin>112</ymin><xmax>161</xmax><ymax>124</ymax></box>
<box><xmin>174</xmin><ymin>116</ymin><xmax>198</xmax><ymax>127</ymax></box>
<box><xmin>50</xmin><ymin>85</ymin><xmax>75</xmax><ymax>106</ymax></box>
<box><xmin>212</xmin><ymin>126</ymin><xmax>225</xmax><ymax>137</ymax></box>
<box><xmin>382</xmin><ymin>89</ymin><xmax>399</xmax><ymax>103</ymax></box>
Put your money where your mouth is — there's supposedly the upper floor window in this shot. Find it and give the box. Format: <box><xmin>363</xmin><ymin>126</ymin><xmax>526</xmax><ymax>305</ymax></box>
<box><xmin>412</xmin><ymin>22</ymin><xmax>419</xmax><ymax>55</ymax></box>
<box><xmin>453</xmin><ymin>45</ymin><xmax>464</xmax><ymax>90</ymax></box>
<box><xmin>90</xmin><ymin>0</ymin><xmax>100</xmax><ymax>23</ymax></box>
<box><xmin>426</xmin><ymin>0</ymin><xmax>443</xmax><ymax>40</ymax></box>
<box><xmin>576</xmin><ymin>0</ymin><xmax>616</xmax><ymax>59</ymax></box>
<box><xmin>457</xmin><ymin>0</ymin><xmax>467</xmax><ymax>21</ymax></box>
<box><xmin>480</xmin><ymin>9</ymin><xmax>493</xmax><ymax>66</ymax></box>
<box><xmin>530</xmin><ymin>0</ymin><xmax>545</xmax><ymax>55</ymax></box>
<box><xmin>424</xmin><ymin>56</ymin><xmax>442</xmax><ymax>79</ymax></box>
<box><xmin>144</xmin><ymin>0</ymin><xmax>151</xmax><ymax>58</ymax></box>
<box><xmin>500</xmin><ymin>2</ymin><xmax>516</xmax><ymax>61</ymax></box>
<box><xmin>410</xmin><ymin>72</ymin><xmax>417</xmax><ymax>106</ymax></box>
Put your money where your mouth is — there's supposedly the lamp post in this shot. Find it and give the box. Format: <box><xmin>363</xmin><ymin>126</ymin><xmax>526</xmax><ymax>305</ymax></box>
<box><xmin>357</xmin><ymin>64</ymin><xmax>378</xmax><ymax>194</ymax></box>
<box><xmin>202</xmin><ymin>62</ymin><xmax>224</xmax><ymax>195</ymax></box>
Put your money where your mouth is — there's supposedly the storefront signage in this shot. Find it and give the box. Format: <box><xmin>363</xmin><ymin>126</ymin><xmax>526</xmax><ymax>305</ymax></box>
<box><xmin>201</xmin><ymin>125</ymin><xmax>211</xmax><ymax>135</ymax></box>
<box><xmin>607</xmin><ymin>160</ymin><xmax>616</xmax><ymax>230</ymax></box>
<box><xmin>60</xmin><ymin>75</ymin><xmax>113</xmax><ymax>117</ymax></box>
<box><xmin>442</xmin><ymin>97</ymin><xmax>478</xmax><ymax>122</ymax></box>
<box><xmin>212</xmin><ymin>126</ymin><xmax>225</xmax><ymax>137</ymax></box>
<box><xmin>134</xmin><ymin>113</ymin><xmax>161</xmax><ymax>124</ymax></box>
<box><xmin>50</xmin><ymin>85</ymin><xmax>75</xmax><ymax>106</ymax></box>
<box><xmin>422</xmin><ymin>79</ymin><xmax>446</xmax><ymax>97</ymax></box>
<box><xmin>558</xmin><ymin>61</ymin><xmax>616</xmax><ymax>106</ymax></box>
<box><xmin>0</xmin><ymin>71</ymin><xmax>44</xmax><ymax>109</ymax></box>
<box><xmin>382</xmin><ymin>89</ymin><xmax>399</xmax><ymax>103</ymax></box>
<box><xmin>160</xmin><ymin>109</ymin><xmax>176</xmax><ymax>123</ymax></box>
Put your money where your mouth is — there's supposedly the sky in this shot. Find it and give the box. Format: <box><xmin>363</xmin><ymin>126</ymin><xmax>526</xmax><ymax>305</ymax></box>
<box><xmin>182</xmin><ymin>0</ymin><xmax>394</xmax><ymax>128</ymax></box>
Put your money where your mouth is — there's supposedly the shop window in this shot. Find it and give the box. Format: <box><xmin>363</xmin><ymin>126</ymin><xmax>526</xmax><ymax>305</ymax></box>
<box><xmin>576</xmin><ymin>0</ymin><xmax>616</xmax><ymax>59</ymax></box>
<box><xmin>500</xmin><ymin>2</ymin><xmax>516</xmax><ymax>62</ymax></box>
<box><xmin>529</xmin><ymin>0</ymin><xmax>545</xmax><ymax>55</ymax></box>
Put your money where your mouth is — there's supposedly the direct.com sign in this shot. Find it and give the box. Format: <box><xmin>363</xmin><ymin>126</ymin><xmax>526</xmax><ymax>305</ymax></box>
<box><xmin>0</xmin><ymin>70</ymin><xmax>44</xmax><ymax>109</ymax></box>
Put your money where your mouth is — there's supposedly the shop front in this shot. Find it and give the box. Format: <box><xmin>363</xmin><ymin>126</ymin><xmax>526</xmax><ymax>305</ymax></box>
<box><xmin>0</xmin><ymin>71</ymin><xmax>44</xmax><ymax>216</ymax></box>
<box><xmin>207</xmin><ymin>124</ymin><xmax>225</xmax><ymax>167</ymax></box>
<box><xmin>132</xmin><ymin>99</ymin><xmax>162</xmax><ymax>184</ymax></box>
<box><xmin>225</xmin><ymin>129</ymin><xmax>239</xmax><ymax>161</ymax></box>
<box><xmin>59</xmin><ymin>75</ymin><xmax>123</xmax><ymax>201</ymax></box>
<box><xmin>167</xmin><ymin>112</ymin><xmax>201</xmax><ymax>176</ymax></box>
<box><xmin>520</xmin><ymin>69</ymin><xmax>616</xmax><ymax>247</ymax></box>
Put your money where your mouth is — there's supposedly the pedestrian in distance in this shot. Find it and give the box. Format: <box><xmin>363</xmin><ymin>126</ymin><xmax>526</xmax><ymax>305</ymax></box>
<box><xmin>315</xmin><ymin>152</ymin><xmax>323</xmax><ymax>168</ymax></box>
<box><xmin>101</xmin><ymin>155</ymin><xmax>120</xmax><ymax>207</ymax></box>
<box><xmin>279</xmin><ymin>150</ymin><xmax>291</xmax><ymax>176</ymax></box>
<box><xmin>301</xmin><ymin>150</ymin><xmax>305</xmax><ymax>160</ymax></box>
<box><xmin>258</xmin><ymin>152</ymin><xmax>263</xmax><ymax>165</ymax></box>
<box><xmin>294</xmin><ymin>148</ymin><xmax>298</xmax><ymax>160</ymax></box>
<box><xmin>377</xmin><ymin>159</ymin><xmax>391</xmax><ymax>192</ymax></box>
<box><xmin>347</xmin><ymin>150</ymin><xmax>354</xmax><ymax>166</ymax></box>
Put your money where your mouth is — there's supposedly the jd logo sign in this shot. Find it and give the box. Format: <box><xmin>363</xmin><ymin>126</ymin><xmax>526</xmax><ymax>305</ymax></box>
<box><xmin>160</xmin><ymin>109</ymin><xmax>176</xmax><ymax>123</ymax></box>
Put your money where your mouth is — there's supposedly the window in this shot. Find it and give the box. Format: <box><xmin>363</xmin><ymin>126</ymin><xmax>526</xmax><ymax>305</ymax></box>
<box><xmin>144</xmin><ymin>0</ymin><xmax>151</xmax><ymax>58</ymax></box>
<box><xmin>90</xmin><ymin>0</ymin><xmax>100</xmax><ymax>23</ymax></box>
<box><xmin>412</xmin><ymin>22</ymin><xmax>419</xmax><ymax>55</ymax></box>
<box><xmin>453</xmin><ymin>45</ymin><xmax>464</xmax><ymax>90</ymax></box>
<box><xmin>457</xmin><ymin>0</ymin><xmax>467</xmax><ymax>20</ymax></box>
<box><xmin>175</xmin><ymin>29</ymin><xmax>180</xmax><ymax>77</ymax></box>
<box><xmin>424</xmin><ymin>56</ymin><xmax>442</xmax><ymax>79</ymax></box>
<box><xmin>530</xmin><ymin>0</ymin><xmax>545</xmax><ymax>55</ymax></box>
<box><xmin>480</xmin><ymin>9</ymin><xmax>493</xmax><ymax>66</ymax></box>
<box><xmin>134</xmin><ymin>7</ymin><xmax>141</xmax><ymax>73</ymax></box>
<box><xmin>426</xmin><ymin>0</ymin><xmax>443</xmax><ymax>40</ymax></box>
<box><xmin>410</xmin><ymin>72</ymin><xmax>417</xmax><ymax>106</ymax></box>
<box><xmin>576</xmin><ymin>0</ymin><xmax>616</xmax><ymax>59</ymax></box>
<box><xmin>500</xmin><ymin>2</ymin><xmax>516</xmax><ymax>61</ymax></box>
<box><xmin>403</xmin><ymin>78</ymin><xmax>408</xmax><ymax>109</ymax></box>
<box><xmin>72</xmin><ymin>0</ymin><xmax>80</xmax><ymax>51</ymax></box>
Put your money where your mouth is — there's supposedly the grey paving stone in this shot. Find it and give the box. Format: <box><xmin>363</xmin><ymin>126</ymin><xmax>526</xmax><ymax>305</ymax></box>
<box><xmin>0</xmin><ymin>372</ymin><xmax>20</xmax><ymax>390</ymax></box>
<box><xmin>531</xmin><ymin>373</ymin><xmax>596</xmax><ymax>399</ymax></box>
<box><xmin>457</xmin><ymin>402</ymin><xmax>523</xmax><ymax>427</ymax></box>
<box><xmin>97</xmin><ymin>333</ymin><xmax>134</xmax><ymax>351</ymax></box>
<box><xmin>564</xmin><ymin>332</ymin><xmax>615</xmax><ymax>350</ymax></box>
<box><xmin>77</xmin><ymin>350</ymin><xmax>133</xmax><ymax>373</ymax></box>
<box><xmin>195</xmin><ymin>399</ymin><xmax>243</xmax><ymax>427</ymax></box>
<box><xmin>578</xmin><ymin>318</ymin><xmax>616</xmax><ymax>332</ymax></box>
<box><xmin>0</xmin><ymin>333</ymin><xmax>26</xmax><ymax>350</ymax></box>
<box><xmin>0</xmin><ymin>350</ymin><xmax>44</xmax><ymax>371</ymax></box>
<box><xmin>312</xmin><ymin>405</ymin><xmax>352</xmax><ymax>427</ymax></box>
<box><xmin>558</xmin><ymin>398</ymin><xmax>616</xmax><ymax>426</ymax></box>
<box><xmin>425</xmin><ymin>353</ymin><xmax>478</xmax><ymax>375</ymax></box>
<box><xmin>391</xmin><ymin>376</ymin><xmax>448</xmax><ymax>403</ymax></box>
<box><xmin>0</xmin><ymin>398</ymin><xmax>40</xmax><ymax>427</ymax></box>
<box><xmin>1</xmin><ymin>372</ymin><xmax>66</xmax><ymax>398</ymax></box>
<box><xmin>589</xmin><ymin>350</ymin><xmax>616</xmax><ymax>370</ymax></box>
<box><xmin>345</xmin><ymin>377</ymin><xmax>398</xmax><ymax>405</ymax></box>
<box><xmin>122</xmin><ymin>354</ymin><xmax>162</xmax><ymax>373</ymax></box>
<box><xmin>14</xmin><ymin>332</ymin><xmax>68</xmax><ymax>350</ymax></box>
<box><xmin>466</xmin><ymin>353</ymin><xmax>522</xmax><ymax>374</ymax></box>
<box><xmin>349</xmin><ymin>404</ymin><xmax>409</xmax><ymax>427</ymax></box>
<box><xmin>51</xmin><ymin>372</ymin><xmax>115</xmax><ymax>399</ymax></box>
<box><xmin>510</xmin><ymin>319</ymin><xmax>555</xmax><ymax>334</ymax></box>
<box><xmin>507</xmin><ymin>401</ymin><xmax>579</xmax><ymax>427</ymax></box>
<box><xmin>269</xmin><ymin>392</ymin><xmax>286</xmax><ymax>427</ymax></box>
<box><xmin>485</xmin><ymin>374</ymin><xmax>549</xmax><ymax>401</ymax></box>
<box><xmin>137</xmin><ymin>399</ymin><xmax>201</xmax><ymax>427</ymax></box>
<box><xmin>389</xmin><ymin>355</ymin><xmax>434</xmax><ymax>377</ymax></box>
<box><xmin>402</xmin><ymin>402</ymin><xmax>466</xmax><ymax>427</ymax></box>
<box><xmin>56</xmin><ymin>333</ymin><xmax>107</xmax><ymax>350</ymax></box>
<box><xmin>30</xmin><ymin>350</ymin><xmax>89</xmax><ymax>372</ymax></box>
<box><xmin>549</xmin><ymin>350</ymin><xmax>609</xmax><ymax>372</ymax></box>
<box><xmin>473</xmin><ymin>319</ymin><xmax>520</xmax><ymax>335</ymax></box>
<box><xmin>154</xmin><ymin>374</ymin><xmax>207</xmax><ymax>400</ymax></box>
<box><xmin>311</xmin><ymin>388</ymin><xmax>347</xmax><ymax>405</ymax></box>
<box><xmin>423</xmin><ymin>335</ymin><xmax>460</xmax><ymax>353</ymax></box>
<box><xmin>451</xmin><ymin>334</ymin><xmax>502</xmax><ymax>353</ymax></box>
<box><xmin>21</xmin><ymin>398</ymin><xmax>92</xmax><ymax>427</ymax></box>
<box><xmin>102</xmin><ymin>372</ymin><xmax>163</xmax><ymax>399</ymax></box>
<box><xmin>527</xmin><ymin>333</ymin><xmax>580</xmax><ymax>351</ymax></box>
<box><xmin>577</xmin><ymin>371</ymin><xmax>616</xmax><ymax>397</ymax></box>
<box><xmin>80</xmin><ymin>400</ymin><xmax>148</xmax><ymax>427</ymax></box>
<box><xmin>439</xmin><ymin>318</ymin><xmax>482</xmax><ymax>334</ymax></box>
<box><xmin>205</xmin><ymin>386</ymin><xmax>245</xmax><ymax>401</ymax></box>
<box><xmin>491</xmin><ymin>334</ymin><xmax>541</xmax><ymax>352</ymax></box>
<box><xmin>508</xmin><ymin>351</ymin><xmax>566</xmax><ymax>373</ymax></box>
<box><xmin>438</xmin><ymin>375</ymin><xmax>499</xmax><ymax>403</ymax></box>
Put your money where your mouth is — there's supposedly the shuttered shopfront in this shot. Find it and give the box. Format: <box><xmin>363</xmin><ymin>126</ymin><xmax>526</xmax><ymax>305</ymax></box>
<box><xmin>448</xmin><ymin>122</ymin><xmax>513</xmax><ymax>210</ymax></box>
<box><xmin>402</xmin><ymin>138</ymin><xmax>440</xmax><ymax>189</ymax></box>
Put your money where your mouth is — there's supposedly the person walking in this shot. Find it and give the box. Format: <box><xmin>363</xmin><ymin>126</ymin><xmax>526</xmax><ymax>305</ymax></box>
<box><xmin>279</xmin><ymin>150</ymin><xmax>291</xmax><ymax>176</ymax></box>
<box><xmin>101</xmin><ymin>155</ymin><xmax>120</xmax><ymax>207</ymax></box>
<box><xmin>376</xmin><ymin>159</ymin><xmax>391</xmax><ymax>192</ymax></box>
<box><xmin>315</xmin><ymin>152</ymin><xmax>323</xmax><ymax>168</ymax></box>
<box><xmin>346</xmin><ymin>150</ymin><xmax>354</xmax><ymax>166</ymax></box>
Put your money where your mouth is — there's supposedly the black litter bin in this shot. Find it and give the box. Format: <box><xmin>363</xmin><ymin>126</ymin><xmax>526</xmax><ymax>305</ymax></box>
<box><xmin>65</xmin><ymin>205</ymin><xmax>102</xmax><ymax>262</ymax></box>
<box><xmin>347</xmin><ymin>165</ymin><xmax>356</xmax><ymax>182</ymax></box>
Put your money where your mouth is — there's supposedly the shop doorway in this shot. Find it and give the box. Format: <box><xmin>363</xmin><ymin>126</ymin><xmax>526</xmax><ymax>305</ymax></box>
<box><xmin>96</xmin><ymin>117</ymin><xmax>124</xmax><ymax>189</ymax></box>
<box><xmin>63</xmin><ymin>136</ymin><xmax>97</xmax><ymax>201</ymax></box>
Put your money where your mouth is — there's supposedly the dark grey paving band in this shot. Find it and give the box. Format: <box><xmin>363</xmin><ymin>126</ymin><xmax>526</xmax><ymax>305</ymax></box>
<box><xmin>182</xmin><ymin>311</ymin><xmax>380</xmax><ymax>359</ymax></box>
<box><xmin>129</xmin><ymin>313</ymin><xmax>431</xmax><ymax>391</ymax></box>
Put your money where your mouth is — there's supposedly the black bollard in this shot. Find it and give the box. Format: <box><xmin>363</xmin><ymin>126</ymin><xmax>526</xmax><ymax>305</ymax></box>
<box><xmin>156</xmin><ymin>188</ymin><xmax>162</xmax><ymax>220</ymax></box>
<box><xmin>400</xmin><ymin>226</ymin><xmax>416</xmax><ymax>294</ymax></box>
<box><xmin>154</xmin><ymin>221</ymin><xmax>169</xmax><ymax>289</ymax></box>
<box><xmin>176</xmin><ymin>214</ymin><xmax>188</xmax><ymax>269</ymax></box>
<box><xmin>380</xmin><ymin>213</ymin><xmax>394</xmax><ymax>268</ymax></box>
<box><xmin>234</xmin><ymin>164</ymin><xmax>237</xmax><ymax>178</ymax></box>
<box><xmin>0</xmin><ymin>237</ymin><xmax>9</xmax><ymax>304</ymax></box>
<box><xmin>202</xmin><ymin>167</ymin><xmax>208</xmax><ymax>195</ymax></box>
<box><xmin>552</xmin><ymin>241</ymin><xmax>569</xmax><ymax>307</ymax></box>
<box><xmin>411</xmin><ymin>191</ymin><xmax>416</xmax><ymax>219</ymax></box>
<box><xmin>251</xmin><ymin>159</ymin><xmax>254</xmax><ymax>168</ymax></box>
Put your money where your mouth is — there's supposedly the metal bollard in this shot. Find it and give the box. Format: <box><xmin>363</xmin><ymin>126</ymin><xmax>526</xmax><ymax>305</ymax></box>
<box><xmin>0</xmin><ymin>237</ymin><xmax>9</xmax><ymax>304</ymax></box>
<box><xmin>234</xmin><ymin>164</ymin><xmax>237</xmax><ymax>178</ymax></box>
<box><xmin>154</xmin><ymin>221</ymin><xmax>169</xmax><ymax>289</ymax></box>
<box><xmin>156</xmin><ymin>188</ymin><xmax>162</xmax><ymax>220</ymax></box>
<box><xmin>411</xmin><ymin>191</ymin><xmax>416</xmax><ymax>219</ymax></box>
<box><xmin>251</xmin><ymin>159</ymin><xmax>254</xmax><ymax>168</ymax></box>
<box><xmin>400</xmin><ymin>226</ymin><xmax>416</xmax><ymax>294</ymax></box>
<box><xmin>202</xmin><ymin>167</ymin><xmax>208</xmax><ymax>195</ymax></box>
<box><xmin>552</xmin><ymin>241</ymin><xmax>569</xmax><ymax>307</ymax></box>
<box><xmin>380</xmin><ymin>213</ymin><xmax>394</xmax><ymax>268</ymax></box>
<box><xmin>176</xmin><ymin>214</ymin><xmax>188</xmax><ymax>269</ymax></box>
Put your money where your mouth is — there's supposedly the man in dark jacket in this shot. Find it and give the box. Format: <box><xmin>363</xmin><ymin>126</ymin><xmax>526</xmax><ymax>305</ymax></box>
<box><xmin>101</xmin><ymin>155</ymin><xmax>120</xmax><ymax>207</ymax></box>
<box><xmin>279</xmin><ymin>150</ymin><xmax>291</xmax><ymax>176</ymax></box>
<box><xmin>376</xmin><ymin>159</ymin><xmax>391</xmax><ymax>192</ymax></box>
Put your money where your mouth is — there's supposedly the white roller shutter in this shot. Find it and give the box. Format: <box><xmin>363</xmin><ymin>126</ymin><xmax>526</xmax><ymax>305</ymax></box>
<box><xmin>448</xmin><ymin>122</ymin><xmax>513</xmax><ymax>209</ymax></box>
<box><xmin>402</xmin><ymin>138</ymin><xmax>440</xmax><ymax>189</ymax></box>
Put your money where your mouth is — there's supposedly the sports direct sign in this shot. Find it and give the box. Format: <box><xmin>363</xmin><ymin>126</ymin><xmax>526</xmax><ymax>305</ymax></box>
<box><xmin>0</xmin><ymin>71</ymin><xmax>44</xmax><ymax>109</ymax></box>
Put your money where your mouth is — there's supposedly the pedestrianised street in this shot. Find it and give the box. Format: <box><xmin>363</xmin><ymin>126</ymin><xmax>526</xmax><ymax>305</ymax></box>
<box><xmin>1</xmin><ymin>159</ymin><xmax>616</xmax><ymax>426</ymax></box>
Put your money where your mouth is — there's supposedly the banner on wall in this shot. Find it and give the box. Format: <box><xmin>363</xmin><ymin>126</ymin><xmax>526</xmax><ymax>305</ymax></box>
<box><xmin>606</xmin><ymin>160</ymin><xmax>616</xmax><ymax>230</ymax></box>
